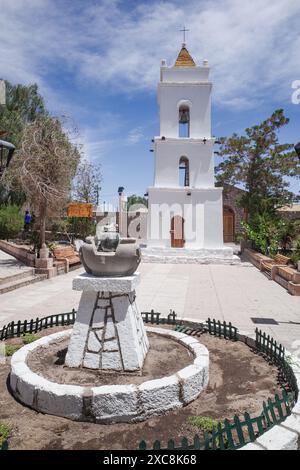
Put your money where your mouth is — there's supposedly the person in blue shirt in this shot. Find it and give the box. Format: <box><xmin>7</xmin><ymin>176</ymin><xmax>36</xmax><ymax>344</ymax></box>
<box><xmin>24</xmin><ymin>211</ymin><xmax>32</xmax><ymax>232</ymax></box>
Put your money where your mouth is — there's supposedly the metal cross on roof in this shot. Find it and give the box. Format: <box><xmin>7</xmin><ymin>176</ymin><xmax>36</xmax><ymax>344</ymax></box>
<box><xmin>180</xmin><ymin>26</ymin><xmax>189</xmax><ymax>44</ymax></box>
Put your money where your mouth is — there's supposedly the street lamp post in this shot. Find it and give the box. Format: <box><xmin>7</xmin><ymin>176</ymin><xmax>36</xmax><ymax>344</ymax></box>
<box><xmin>0</xmin><ymin>139</ymin><xmax>15</xmax><ymax>179</ymax></box>
<box><xmin>0</xmin><ymin>81</ymin><xmax>16</xmax><ymax>179</ymax></box>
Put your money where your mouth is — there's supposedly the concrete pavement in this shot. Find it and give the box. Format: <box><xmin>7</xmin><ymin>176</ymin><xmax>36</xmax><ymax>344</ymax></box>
<box><xmin>0</xmin><ymin>261</ymin><xmax>299</xmax><ymax>350</ymax></box>
<box><xmin>0</xmin><ymin>250</ymin><xmax>32</xmax><ymax>281</ymax></box>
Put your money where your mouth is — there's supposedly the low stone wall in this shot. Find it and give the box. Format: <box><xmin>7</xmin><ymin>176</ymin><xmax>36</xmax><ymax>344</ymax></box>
<box><xmin>10</xmin><ymin>327</ymin><xmax>209</xmax><ymax>424</ymax></box>
<box><xmin>243</xmin><ymin>248</ymin><xmax>271</xmax><ymax>269</ymax></box>
<box><xmin>243</xmin><ymin>248</ymin><xmax>300</xmax><ymax>296</ymax></box>
<box><xmin>0</xmin><ymin>240</ymin><xmax>35</xmax><ymax>267</ymax></box>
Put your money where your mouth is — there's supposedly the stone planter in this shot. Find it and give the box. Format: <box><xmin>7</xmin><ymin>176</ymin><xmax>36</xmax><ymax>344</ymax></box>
<box><xmin>26</xmin><ymin>252</ymin><xmax>37</xmax><ymax>267</ymax></box>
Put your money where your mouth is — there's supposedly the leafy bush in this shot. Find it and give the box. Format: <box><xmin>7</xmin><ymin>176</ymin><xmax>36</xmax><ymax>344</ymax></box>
<box><xmin>5</xmin><ymin>344</ymin><xmax>21</xmax><ymax>356</ymax></box>
<box><xmin>291</xmin><ymin>235</ymin><xmax>300</xmax><ymax>266</ymax></box>
<box><xmin>0</xmin><ymin>205</ymin><xmax>23</xmax><ymax>240</ymax></box>
<box><xmin>188</xmin><ymin>416</ymin><xmax>228</xmax><ymax>448</ymax></box>
<box><xmin>0</xmin><ymin>422</ymin><xmax>11</xmax><ymax>449</ymax></box>
<box><xmin>242</xmin><ymin>214</ymin><xmax>284</xmax><ymax>256</ymax></box>
<box><xmin>188</xmin><ymin>416</ymin><xmax>220</xmax><ymax>433</ymax></box>
<box><xmin>5</xmin><ymin>334</ymin><xmax>40</xmax><ymax>356</ymax></box>
<box><xmin>22</xmin><ymin>333</ymin><xmax>40</xmax><ymax>345</ymax></box>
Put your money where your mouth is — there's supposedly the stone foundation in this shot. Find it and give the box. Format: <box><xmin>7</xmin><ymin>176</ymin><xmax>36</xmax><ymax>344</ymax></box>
<box><xmin>65</xmin><ymin>273</ymin><xmax>149</xmax><ymax>371</ymax></box>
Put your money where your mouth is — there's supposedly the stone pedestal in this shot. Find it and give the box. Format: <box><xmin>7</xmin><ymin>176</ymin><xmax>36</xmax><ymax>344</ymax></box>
<box><xmin>65</xmin><ymin>273</ymin><xmax>149</xmax><ymax>371</ymax></box>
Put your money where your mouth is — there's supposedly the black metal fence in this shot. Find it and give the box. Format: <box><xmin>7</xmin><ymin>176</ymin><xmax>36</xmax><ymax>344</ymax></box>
<box><xmin>139</xmin><ymin>390</ymin><xmax>295</xmax><ymax>450</ymax></box>
<box><xmin>0</xmin><ymin>310</ymin><xmax>76</xmax><ymax>341</ymax></box>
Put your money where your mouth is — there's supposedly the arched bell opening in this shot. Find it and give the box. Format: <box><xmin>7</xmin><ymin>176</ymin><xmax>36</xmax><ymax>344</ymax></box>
<box><xmin>179</xmin><ymin>156</ymin><xmax>190</xmax><ymax>187</ymax></box>
<box><xmin>179</xmin><ymin>105</ymin><xmax>190</xmax><ymax>137</ymax></box>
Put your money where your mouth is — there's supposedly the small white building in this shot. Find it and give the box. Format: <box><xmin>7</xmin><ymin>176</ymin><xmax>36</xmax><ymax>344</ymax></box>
<box><xmin>146</xmin><ymin>44</ymin><xmax>233</xmax><ymax>261</ymax></box>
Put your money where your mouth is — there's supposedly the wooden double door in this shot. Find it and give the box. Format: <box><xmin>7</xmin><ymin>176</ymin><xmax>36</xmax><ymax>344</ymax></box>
<box><xmin>170</xmin><ymin>216</ymin><xmax>185</xmax><ymax>248</ymax></box>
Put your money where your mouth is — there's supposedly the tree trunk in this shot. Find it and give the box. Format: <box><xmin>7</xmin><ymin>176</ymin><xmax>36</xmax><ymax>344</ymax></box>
<box><xmin>39</xmin><ymin>199</ymin><xmax>47</xmax><ymax>249</ymax></box>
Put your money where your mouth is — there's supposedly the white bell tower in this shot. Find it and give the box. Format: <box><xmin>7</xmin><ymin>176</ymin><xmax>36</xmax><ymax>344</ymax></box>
<box><xmin>146</xmin><ymin>44</ymin><xmax>234</xmax><ymax>259</ymax></box>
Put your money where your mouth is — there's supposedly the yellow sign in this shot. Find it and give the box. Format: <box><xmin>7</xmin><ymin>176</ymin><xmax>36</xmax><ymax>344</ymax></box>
<box><xmin>67</xmin><ymin>203</ymin><xmax>93</xmax><ymax>218</ymax></box>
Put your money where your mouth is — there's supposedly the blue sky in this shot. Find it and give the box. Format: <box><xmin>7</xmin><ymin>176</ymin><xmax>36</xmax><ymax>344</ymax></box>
<box><xmin>0</xmin><ymin>0</ymin><xmax>299</xmax><ymax>207</ymax></box>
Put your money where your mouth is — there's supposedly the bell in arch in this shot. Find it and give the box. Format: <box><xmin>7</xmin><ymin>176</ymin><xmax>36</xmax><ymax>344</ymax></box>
<box><xmin>179</xmin><ymin>106</ymin><xmax>190</xmax><ymax>124</ymax></box>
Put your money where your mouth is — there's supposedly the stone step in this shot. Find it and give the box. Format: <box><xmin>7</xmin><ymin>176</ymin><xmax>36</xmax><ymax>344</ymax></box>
<box><xmin>142</xmin><ymin>254</ymin><xmax>241</xmax><ymax>265</ymax></box>
<box><xmin>0</xmin><ymin>274</ymin><xmax>48</xmax><ymax>295</ymax></box>
<box><xmin>141</xmin><ymin>247</ymin><xmax>241</xmax><ymax>265</ymax></box>
<box><xmin>142</xmin><ymin>247</ymin><xmax>234</xmax><ymax>256</ymax></box>
<box><xmin>0</xmin><ymin>268</ymin><xmax>35</xmax><ymax>286</ymax></box>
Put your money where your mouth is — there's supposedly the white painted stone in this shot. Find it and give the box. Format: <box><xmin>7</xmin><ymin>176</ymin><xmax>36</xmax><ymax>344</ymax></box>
<box><xmin>65</xmin><ymin>291</ymin><xmax>98</xmax><ymax>367</ymax></box>
<box><xmin>256</xmin><ymin>425</ymin><xmax>298</xmax><ymax>450</ymax></box>
<box><xmin>281</xmin><ymin>413</ymin><xmax>300</xmax><ymax>435</ymax></box>
<box><xmin>194</xmin><ymin>354</ymin><xmax>209</xmax><ymax>368</ymax></box>
<box><xmin>177</xmin><ymin>364</ymin><xmax>206</xmax><ymax>404</ymax></box>
<box><xmin>103</xmin><ymin>339</ymin><xmax>119</xmax><ymax>351</ymax></box>
<box><xmin>73</xmin><ymin>273</ymin><xmax>140</xmax><ymax>293</ymax></box>
<box><xmin>92</xmin><ymin>385</ymin><xmax>139</xmax><ymax>422</ymax></box>
<box><xmin>95</xmin><ymin>330</ymin><xmax>104</xmax><ymax>342</ymax></box>
<box><xmin>113</xmin><ymin>296</ymin><xmax>147</xmax><ymax>370</ymax></box>
<box><xmin>142</xmin><ymin>249</ymin><xmax>240</xmax><ymax>265</ymax></box>
<box><xmin>83</xmin><ymin>352</ymin><xmax>99</xmax><ymax>369</ymax></box>
<box><xmin>101</xmin><ymin>351</ymin><xmax>122</xmax><ymax>370</ymax></box>
<box><xmin>97</xmin><ymin>299</ymin><xmax>110</xmax><ymax>308</ymax></box>
<box><xmin>104</xmin><ymin>317</ymin><xmax>116</xmax><ymax>340</ymax></box>
<box><xmin>192</xmin><ymin>343</ymin><xmax>210</xmax><ymax>358</ymax></box>
<box><xmin>37</xmin><ymin>383</ymin><xmax>83</xmax><ymax>420</ymax></box>
<box><xmin>92</xmin><ymin>308</ymin><xmax>105</xmax><ymax>328</ymax></box>
<box><xmin>106</xmin><ymin>307</ymin><xmax>112</xmax><ymax>317</ymax></box>
<box><xmin>239</xmin><ymin>443</ymin><xmax>265</xmax><ymax>451</ymax></box>
<box><xmin>139</xmin><ymin>375</ymin><xmax>181</xmax><ymax>416</ymax></box>
<box><xmin>10</xmin><ymin>372</ymin><xmax>36</xmax><ymax>407</ymax></box>
<box><xmin>87</xmin><ymin>331</ymin><xmax>101</xmax><ymax>353</ymax></box>
<box><xmin>146</xmin><ymin>326</ymin><xmax>187</xmax><ymax>340</ymax></box>
<box><xmin>177</xmin><ymin>336</ymin><xmax>200</xmax><ymax>346</ymax></box>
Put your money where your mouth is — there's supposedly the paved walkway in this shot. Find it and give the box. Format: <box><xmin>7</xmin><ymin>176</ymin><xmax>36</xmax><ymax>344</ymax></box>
<box><xmin>0</xmin><ymin>261</ymin><xmax>299</xmax><ymax>351</ymax></box>
<box><xmin>0</xmin><ymin>250</ymin><xmax>32</xmax><ymax>281</ymax></box>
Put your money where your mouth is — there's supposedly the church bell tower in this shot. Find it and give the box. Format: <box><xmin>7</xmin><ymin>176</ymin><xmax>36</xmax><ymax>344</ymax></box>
<box><xmin>146</xmin><ymin>44</ymin><xmax>229</xmax><ymax>253</ymax></box>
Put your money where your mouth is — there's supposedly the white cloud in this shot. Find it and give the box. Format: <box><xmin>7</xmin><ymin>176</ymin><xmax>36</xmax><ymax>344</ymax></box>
<box><xmin>0</xmin><ymin>0</ymin><xmax>300</xmax><ymax>112</ymax></box>
<box><xmin>127</xmin><ymin>127</ymin><xmax>144</xmax><ymax>144</ymax></box>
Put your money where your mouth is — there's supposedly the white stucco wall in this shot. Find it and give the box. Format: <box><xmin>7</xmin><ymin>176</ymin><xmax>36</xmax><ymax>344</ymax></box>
<box><xmin>147</xmin><ymin>187</ymin><xmax>224</xmax><ymax>249</ymax></box>
<box><xmin>158</xmin><ymin>83</ymin><xmax>212</xmax><ymax>138</ymax></box>
<box><xmin>161</xmin><ymin>65</ymin><xmax>210</xmax><ymax>83</ymax></box>
<box><xmin>154</xmin><ymin>138</ymin><xmax>215</xmax><ymax>188</ymax></box>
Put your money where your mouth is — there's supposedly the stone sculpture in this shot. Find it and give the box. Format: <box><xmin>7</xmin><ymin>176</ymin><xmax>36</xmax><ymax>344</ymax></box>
<box><xmin>79</xmin><ymin>232</ymin><xmax>141</xmax><ymax>277</ymax></box>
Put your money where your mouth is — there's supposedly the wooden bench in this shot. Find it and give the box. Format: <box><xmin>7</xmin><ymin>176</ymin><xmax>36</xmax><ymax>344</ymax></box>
<box><xmin>260</xmin><ymin>254</ymin><xmax>290</xmax><ymax>279</ymax></box>
<box><xmin>53</xmin><ymin>246</ymin><xmax>81</xmax><ymax>273</ymax></box>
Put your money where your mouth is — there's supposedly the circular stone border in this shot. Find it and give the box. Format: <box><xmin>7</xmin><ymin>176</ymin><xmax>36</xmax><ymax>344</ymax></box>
<box><xmin>9</xmin><ymin>327</ymin><xmax>209</xmax><ymax>424</ymax></box>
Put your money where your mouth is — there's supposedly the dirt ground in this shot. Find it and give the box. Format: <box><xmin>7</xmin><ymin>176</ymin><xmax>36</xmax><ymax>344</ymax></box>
<box><xmin>27</xmin><ymin>333</ymin><xmax>192</xmax><ymax>385</ymax></box>
<box><xmin>0</xmin><ymin>328</ymin><xmax>284</xmax><ymax>450</ymax></box>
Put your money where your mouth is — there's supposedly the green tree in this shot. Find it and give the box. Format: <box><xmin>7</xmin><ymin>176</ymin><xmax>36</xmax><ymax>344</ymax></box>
<box><xmin>0</xmin><ymin>205</ymin><xmax>23</xmax><ymax>240</ymax></box>
<box><xmin>127</xmin><ymin>194</ymin><xmax>148</xmax><ymax>211</ymax></box>
<box><xmin>0</xmin><ymin>81</ymin><xmax>47</xmax><ymax>204</ymax></box>
<box><xmin>0</xmin><ymin>81</ymin><xmax>46</xmax><ymax>147</ymax></box>
<box><xmin>216</xmin><ymin>109</ymin><xmax>300</xmax><ymax>220</ymax></box>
